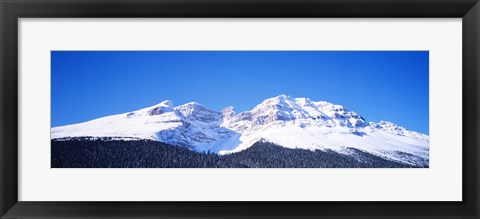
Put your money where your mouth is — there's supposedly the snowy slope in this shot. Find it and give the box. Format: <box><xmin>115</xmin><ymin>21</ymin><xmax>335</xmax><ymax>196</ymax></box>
<box><xmin>217</xmin><ymin>95</ymin><xmax>429</xmax><ymax>164</ymax></box>
<box><xmin>51</xmin><ymin>95</ymin><xmax>429</xmax><ymax>163</ymax></box>
<box><xmin>51</xmin><ymin>100</ymin><xmax>241</xmax><ymax>152</ymax></box>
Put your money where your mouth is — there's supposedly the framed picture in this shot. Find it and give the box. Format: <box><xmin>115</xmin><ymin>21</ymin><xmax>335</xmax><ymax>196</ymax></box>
<box><xmin>1</xmin><ymin>0</ymin><xmax>479</xmax><ymax>218</ymax></box>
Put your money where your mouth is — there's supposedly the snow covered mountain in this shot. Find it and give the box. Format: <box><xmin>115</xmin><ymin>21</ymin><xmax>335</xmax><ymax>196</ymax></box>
<box><xmin>51</xmin><ymin>94</ymin><xmax>429</xmax><ymax>165</ymax></box>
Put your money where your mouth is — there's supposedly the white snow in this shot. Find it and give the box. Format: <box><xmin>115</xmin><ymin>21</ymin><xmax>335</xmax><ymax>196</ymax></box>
<box><xmin>51</xmin><ymin>94</ymin><xmax>429</xmax><ymax>162</ymax></box>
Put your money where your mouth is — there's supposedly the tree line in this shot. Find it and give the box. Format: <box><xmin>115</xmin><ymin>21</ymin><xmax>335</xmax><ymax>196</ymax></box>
<box><xmin>51</xmin><ymin>138</ymin><xmax>427</xmax><ymax>168</ymax></box>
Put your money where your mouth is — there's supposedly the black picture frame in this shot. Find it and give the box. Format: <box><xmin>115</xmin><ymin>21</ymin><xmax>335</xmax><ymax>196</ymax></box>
<box><xmin>1</xmin><ymin>0</ymin><xmax>479</xmax><ymax>218</ymax></box>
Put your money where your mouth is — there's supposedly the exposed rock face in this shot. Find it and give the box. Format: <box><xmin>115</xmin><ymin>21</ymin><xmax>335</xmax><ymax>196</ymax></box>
<box><xmin>221</xmin><ymin>106</ymin><xmax>236</xmax><ymax>121</ymax></box>
<box><xmin>225</xmin><ymin>94</ymin><xmax>370</xmax><ymax>132</ymax></box>
<box><xmin>155</xmin><ymin>102</ymin><xmax>238</xmax><ymax>150</ymax></box>
<box><xmin>176</xmin><ymin>102</ymin><xmax>223</xmax><ymax>126</ymax></box>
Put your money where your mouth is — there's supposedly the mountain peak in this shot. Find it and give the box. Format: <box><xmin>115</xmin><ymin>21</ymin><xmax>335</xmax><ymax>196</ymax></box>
<box><xmin>150</xmin><ymin>100</ymin><xmax>174</xmax><ymax>108</ymax></box>
<box><xmin>175</xmin><ymin>102</ymin><xmax>212</xmax><ymax>113</ymax></box>
<box><xmin>223</xmin><ymin>106</ymin><xmax>235</xmax><ymax>111</ymax></box>
<box><xmin>253</xmin><ymin>94</ymin><xmax>294</xmax><ymax>109</ymax></box>
<box><xmin>160</xmin><ymin>100</ymin><xmax>174</xmax><ymax>107</ymax></box>
<box><xmin>273</xmin><ymin>94</ymin><xmax>295</xmax><ymax>102</ymax></box>
<box><xmin>222</xmin><ymin>106</ymin><xmax>236</xmax><ymax>120</ymax></box>
<box><xmin>184</xmin><ymin>101</ymin><xmax>202</xmax><ymax>106</ymax></box>
<box><xmin>147</xmin><ymin>100</ymin><xmax>175</xmax><ymax>116</ymax></box>
<box><xmin>276</xmin><ymin>93</ymin><xmax>290</xmax><ymax>98</ymax></box>
<box><xmin>175</xmin><ymin>102</ymin><xmax>223</xmax><ymax>124</ymax></box>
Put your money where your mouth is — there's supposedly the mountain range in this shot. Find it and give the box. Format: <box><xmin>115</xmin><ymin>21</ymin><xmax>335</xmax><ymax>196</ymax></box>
<box><xmin>51</xmin><ymin>94</ymin><xmax>429</xmax><ymax>167</ymax></box>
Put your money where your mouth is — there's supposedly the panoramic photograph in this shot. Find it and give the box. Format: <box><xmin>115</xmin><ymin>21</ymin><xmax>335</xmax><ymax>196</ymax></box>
<box><xmin>51</xmin><ymin>51</ymin><xmax>429</xmax><ymax>168</ymax></box>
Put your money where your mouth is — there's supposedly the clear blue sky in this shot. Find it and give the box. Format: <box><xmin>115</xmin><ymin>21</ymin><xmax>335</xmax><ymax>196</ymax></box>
<box><xmin>51</xmin><ymin>51</ymin><xmax>429</xmax><ymax>134</ymax></box>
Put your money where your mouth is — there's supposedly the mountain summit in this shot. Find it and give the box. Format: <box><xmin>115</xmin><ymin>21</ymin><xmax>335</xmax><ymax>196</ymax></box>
<box><xmin>51</xmin><ymin>95</ymin><xmax>429</xmax><ymax>165</ymax></box>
